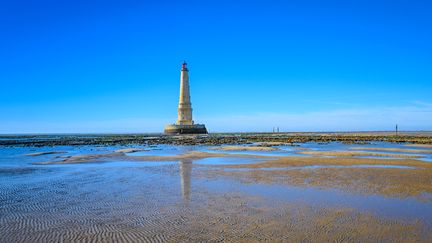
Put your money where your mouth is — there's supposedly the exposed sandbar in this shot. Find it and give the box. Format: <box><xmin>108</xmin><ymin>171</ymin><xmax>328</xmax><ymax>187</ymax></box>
<box><xmin>25</xmin><ymin>151</ymin><xmax>66</xmax><ymax>156</ymax></box>
<box><xmin>255</xmin><ymin>142</ymin><xmax>292</xmax><ymax>146</ymax></box>
<box><xmin>229</xmin><ymin>155</ymin><xmax>432</xmax><ymax>169</ymax></box>
<box><xmin>215</xmin><ymin>156</ymin><xmax>432</xmax><ymax>199</ymax></box>
<box><xmin>297</xmin><ymin>150</ymin><xmax>425</xmax><ymax>159</ymax></box>
<box><xmin>114</xmin><ymin>148</ymin><xmax>146</xmax><ymax>153</ymax></box>
<box><xmin>351</xmin><ymin>147</ymin><xmax>432</xmax><ymax>154</ymax></box>
<box><xmin>35</xmin><ymin>148</ymin><xmax>432</xmax><ymax>170</ymax></box>
<box><xmin>210</xmin><ymin>146</ymin><xmax>279</xmax><ymax>151</ymax></box>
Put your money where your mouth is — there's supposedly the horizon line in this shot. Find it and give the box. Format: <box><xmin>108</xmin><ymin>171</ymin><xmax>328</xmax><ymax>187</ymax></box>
<box><xmin>1</xmin><ymin>130</ymin><xmax>432</xmax><ymax>136</ymax></box>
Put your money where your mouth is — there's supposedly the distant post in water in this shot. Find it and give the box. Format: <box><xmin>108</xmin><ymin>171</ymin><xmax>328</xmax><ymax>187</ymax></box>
<box><xmin>164</xmin><ymin>62</ymin><xmax>207</xmax><ymax>134</ymax></box>
<box><xmin>396</xmin><ymin>124</ymin><xmax>398</xmax><ymax>135</ymax></box>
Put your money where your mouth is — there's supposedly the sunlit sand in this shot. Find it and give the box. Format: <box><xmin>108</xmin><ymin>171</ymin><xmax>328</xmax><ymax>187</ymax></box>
<box><xmin>210</xmin><ymin>145</ymin><xmax>280</xmax><ymax>151</ymax></box>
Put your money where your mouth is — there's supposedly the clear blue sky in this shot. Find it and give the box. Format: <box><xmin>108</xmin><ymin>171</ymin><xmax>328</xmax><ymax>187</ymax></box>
<box><xmin>1</xmin><ymin>0</ymin><xmax>431</xmax><ymax>133</ymax></box>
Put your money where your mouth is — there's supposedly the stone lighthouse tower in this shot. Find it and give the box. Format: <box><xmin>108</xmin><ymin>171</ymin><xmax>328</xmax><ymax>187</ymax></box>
<box><xmin>164</xmin><ymin>62</ymin><xmax>207</xmax><ymax>134</ymax></box>
<box><xmin>177</xmin><ymin>62</ymin><xmax>193</xmax><ymax>125</ymax></box>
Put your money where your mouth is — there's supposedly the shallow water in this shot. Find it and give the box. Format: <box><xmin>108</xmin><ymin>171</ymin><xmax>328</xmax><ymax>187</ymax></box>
<box><xmin>195</xmin><ymin>157</ymin><xmax>264</xmax><ymax>165</ymax></box>
<box><xmin>1</xmin><ymin>143</ymin><xmax>432</xmax><ymax>241</ymax></box>
<box><xmin>125</xmin><ymin>144</ymin><xmax>197</xmax><ymax>156</ymax></box>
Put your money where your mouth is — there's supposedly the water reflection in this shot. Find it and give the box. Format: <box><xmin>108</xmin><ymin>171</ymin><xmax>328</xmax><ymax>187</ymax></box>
<box><xmin>180</xmin><ymin>159</ymin><xmax>192</xmax><ymax>202</ymax></box>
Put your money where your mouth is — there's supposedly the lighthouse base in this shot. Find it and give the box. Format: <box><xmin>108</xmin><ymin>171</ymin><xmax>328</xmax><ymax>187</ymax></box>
<box><xmin>164</xmin><ymin>124</ymin><xmax>208</xmax><ymax>135</ymax></box>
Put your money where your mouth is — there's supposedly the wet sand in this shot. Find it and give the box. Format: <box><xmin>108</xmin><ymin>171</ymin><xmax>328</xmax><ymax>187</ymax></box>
<box><xmin>217</xmin><ymin>157</ymin><xmax>432</xmax><ymax>199</ymax></box>
<box><xmin>25</xmin><ymin>151</ymin><xmax>65</xmax><ymax>156</ymax></box>
<box><xmin>114</xmin><ymin>148</ymin><xmax>146</xmax><ymax>153</ymax></box>
<box><xmin>210</xmin><ymin>145</ymin><xmax>280</xmax><ymax>151</ymax></box>
<box><xmin>1</xmin><ymin>140</ymin><xmax>432</xmax><ymax>242</ymax></box>
<box><xmin>30</xmin><ymin>144</ymin><xmax>432</xmax><ymax>199</ymax></box>
<box><xmin>351</xmin><ymin>147</ymin><xmax>432</xmax><ymax>154</ymax></box>
<box><xmin>32</xmin><ymin>148</ymin><xmax>432</xmax><ymax>199</ymax></box>
<box><xmin>297</xmin><ymin>150</ymin><xmax>426</xmax><ymax>159</ymax></box>
<box><xmin>170</xmin><ymin>198</ymin><xmax>429</xmax><ymax>242</ymax></box>
<box><xmin>2</xmin><ymin>187</ymin><xmax>429</xmax><ymax>242</ymax></box>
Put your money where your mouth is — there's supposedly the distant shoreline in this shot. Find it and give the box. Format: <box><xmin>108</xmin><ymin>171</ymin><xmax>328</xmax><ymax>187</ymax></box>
<box><xmin>1</xmin><ymin>132</ymin><xmax>432</xmax><ymax>146</ymax></box>
<box><xmin>1</xmin><ymin>130</ymin><xmax>432</xmax><ymax>136</ymax></box>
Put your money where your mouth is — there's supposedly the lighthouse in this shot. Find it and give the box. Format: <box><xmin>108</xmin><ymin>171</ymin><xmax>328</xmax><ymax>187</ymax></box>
<box><xmin>177</xmin><ymin>62</ymin><xmax>193</xmax><ymax>125</ymax></box>
<box><xmin>164</xmin><ymin>62</ymin><xmax>207</xmax><ymax>134</ymax></box>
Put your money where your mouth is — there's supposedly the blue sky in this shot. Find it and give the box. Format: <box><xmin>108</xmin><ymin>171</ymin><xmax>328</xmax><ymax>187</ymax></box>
<box><xmin>0</xmin><ymin>0</ymin><xmax>431</xmax><ymax>133</ymax></box>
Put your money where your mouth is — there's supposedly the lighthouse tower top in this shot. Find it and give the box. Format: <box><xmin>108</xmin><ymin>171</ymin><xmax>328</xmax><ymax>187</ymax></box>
<box><xmin>182</xmin><ymin>61</ymin><xmax>188</xmax><ymax>71</ymax></box>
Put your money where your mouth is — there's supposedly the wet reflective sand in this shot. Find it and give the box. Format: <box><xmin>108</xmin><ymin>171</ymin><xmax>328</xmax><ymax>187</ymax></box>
<box><xmin>1</xmin><ymin>142</ymin><xmax>432</xmax><ymax>242</ymax></box>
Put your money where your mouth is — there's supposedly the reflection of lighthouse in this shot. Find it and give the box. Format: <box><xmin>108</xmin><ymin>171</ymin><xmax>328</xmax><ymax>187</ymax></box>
<box><xmin>180</xmin><ymin>159</ymin><xmax>192</xmax><ymax>202</ymax></box>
